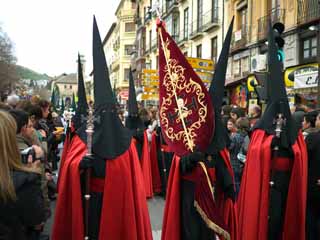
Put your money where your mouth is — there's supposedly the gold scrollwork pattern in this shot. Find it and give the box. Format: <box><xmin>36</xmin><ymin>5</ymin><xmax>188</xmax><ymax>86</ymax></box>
<box><xmin>160</xmin><ymin>39</ymin><xmax>208</xmax><ymax>151</ymax></box>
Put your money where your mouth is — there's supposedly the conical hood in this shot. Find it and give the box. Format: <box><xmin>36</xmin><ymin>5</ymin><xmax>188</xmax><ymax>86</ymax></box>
<box><xmin>84</xmin><ymin>16</ymin><xmax>131</xmax><ymax>159</ymax></box>
<box><xmin>206</xmin><ymin>17</ymin><xmax>234</xmax><ymax>154</ymax></box>
<box><xmin>72</xmin><ymin>53</ymin><xmax>88</xmax><ymax>130</ymax></box>
<box><xmin>125</xmin><ymin>67</ymin><xmax>144</xmax><ymax>130</ymax></box>
<box><xmin>254</xmin><ymin>21</ymin><xmax>298</xmax><ymax>146</ymax></box>
<box><xmin>128</xmin><ymin>67</ymin><xmax>138</xmax><ymax>116</ymax></box>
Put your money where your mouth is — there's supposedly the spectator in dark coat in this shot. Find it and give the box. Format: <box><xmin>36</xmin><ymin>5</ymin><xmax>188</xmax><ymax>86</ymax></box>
<box><xmin>0</xmin><ymin>110</ymin><xmax>44</xmax><ymax>240</ymax></box>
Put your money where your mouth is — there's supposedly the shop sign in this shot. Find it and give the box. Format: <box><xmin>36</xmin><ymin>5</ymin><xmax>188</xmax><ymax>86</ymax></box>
<box><xmin>284</xmin><ymin>63</ymin><xmax>318</xmax><ymax>88</ymax></box>
<box><xmin>294</xmin><ymin>69</ymin><xmax>318</xmax><ymax>89</ymax></box>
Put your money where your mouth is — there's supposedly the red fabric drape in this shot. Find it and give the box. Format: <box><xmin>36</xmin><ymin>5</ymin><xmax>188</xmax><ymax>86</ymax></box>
<box><xmin>140</xmin><ymin>130</ymin><xmax>153</xmax><ymax>198</ymax></box>
<box><xmin>150</xmin><ymin>132</ymin><xmax>162</xmax><ymax>194</ymax></box>
<box><xmin>52</xmin><ymin>135</ymin><xmax>153</xmax><ymax>240</ymax></box>
<box><xmin>237</xmin><ymin>129</ymin><xmax>307</xmax><ymax>240</ymax></box>
<box><xmin>56</xmin><ymin>130</ymin><xmax>72</xmax><ymax>192</ymax></box>
<box><xmin>161</xmin><ymin>155</ymin><xmax>181</xmax><ymax>240</ymax></box>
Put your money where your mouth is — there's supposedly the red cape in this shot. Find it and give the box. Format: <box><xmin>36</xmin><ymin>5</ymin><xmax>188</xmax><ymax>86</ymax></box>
<box><xmin>52</xmin><ymin>135</ymin><xmax>153</xmax><ymax>240</ymax></box>
<box><xmin>150</xmin><ymin>131</ymin><xmax>162</xmax><ymax>194</ymax></box>
<box><xmin>140</xmin><ymin>130</ymin><xmax>153</xmax><ymax>198</ymax></box>
<box><xmin>237</xmin><ymin>129</ymin><xmax>307</xmax><ymax>240</ymax></box>
<box><xmin>162</xmin><ymin>154</ymin><xmax>235</xmax><ymax>240</ymax></box>
<box><xmin>56</xmin><ymin>128</ymin><xmax>72</xmax><ymax>192</ymax></box>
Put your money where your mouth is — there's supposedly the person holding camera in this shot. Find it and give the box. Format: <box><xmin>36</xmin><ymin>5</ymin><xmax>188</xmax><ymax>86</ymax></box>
<box><xmin>0</xmin><ymin>110</ymin><xmax>45</xmax><ymax>240</ymax></box>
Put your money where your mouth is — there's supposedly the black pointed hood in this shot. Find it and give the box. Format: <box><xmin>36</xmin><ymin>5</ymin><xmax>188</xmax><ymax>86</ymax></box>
<box><xmin>206</xmin><ymin>17</ymin><xmax>234</xmax><ymax>154</ymax></box>
<box><xmin>125</xmin><ymin>67</ymin><xmax>144</xmax><ymax>130</ymax></box>
<box><xmin>78</xmin><ymin>17</ymin><xmax>132</xmax><ymax>159</ymax></box>
<box><xmin>128</xmin><ymin>68</ymin><xmax>138</xmax><ymax>116</ymax></box>
<box><xmin>73</xmin><ymin>53</ymin><xmax>88</xmax><ymax>130</ymax></box>
<box><xmin>254</xmin><ymin>21</ymin><xmax>298</xmax><ymax>147</ymax></box>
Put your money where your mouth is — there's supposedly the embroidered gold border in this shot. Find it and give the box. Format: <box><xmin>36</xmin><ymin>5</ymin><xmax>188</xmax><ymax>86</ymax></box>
<box><xmin>159</xmin><ymin>33</ymin><xmax>208</xmax><ymax>151</ymax></box>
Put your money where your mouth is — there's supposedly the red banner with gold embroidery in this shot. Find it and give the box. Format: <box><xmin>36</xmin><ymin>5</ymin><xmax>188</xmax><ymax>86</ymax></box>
<box><xmin>157</xmin><ymin>21</ymin><xmax>215</xmax><ymax>156</ymax></box>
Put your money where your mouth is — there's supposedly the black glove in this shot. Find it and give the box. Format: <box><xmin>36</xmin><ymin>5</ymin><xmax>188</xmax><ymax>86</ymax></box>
<box><xmin>225</xmin><ymin>185</ymin><xmax>236</xmax><ymax>202</ymax></box>
<box><xmin>180</xmin><ymin>151</ymin><xmax>205</xmax><ymax>174</ymax></box>
<box><xmin>79</xmin><ymin>155</ymin><xmax>94</xmax><ymax>170</ymax></box>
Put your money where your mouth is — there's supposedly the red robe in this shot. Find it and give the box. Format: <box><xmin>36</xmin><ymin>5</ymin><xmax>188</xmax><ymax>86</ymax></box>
<box><xmin>56</xmin><ymin>128</ymin><xmax>72</xmax><ymax>192</ymax></box>
<box><xmin>161</xmin><ymin>154</ymin><xmax>235</xmax><ymax>240</ymax></box>
<box><xmin>138</xmin><ymin>131</ymin><xmax>153</xmax><ymax>198</ymax></box>
<box><xmin>150</xmin><ymin>131</ymin><xmax>162</xmax><ymax>194</ymax></box>
<box><xmin>237</xmin><ymin>129</ymin><xmax>307</xmax><ymax>240</ymax></box>
<box><xmin>52</xmin><ymin>135</ymin><xmax>153</xmax><ymax>240</ymax></box>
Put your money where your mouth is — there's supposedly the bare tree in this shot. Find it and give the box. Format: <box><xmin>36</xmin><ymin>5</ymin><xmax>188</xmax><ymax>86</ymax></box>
<box><xmin>0</xmin><ymin>25</ymin><xmax>18</xmax><ymax>99</ymax></box>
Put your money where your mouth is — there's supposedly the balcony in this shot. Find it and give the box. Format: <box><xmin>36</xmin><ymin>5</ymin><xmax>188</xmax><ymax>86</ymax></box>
<box><xmin>231</xmin><ymin>27</ymin><xmax>249</xmax><ymax>52</ymax></box>
<box><xmin>190</xmin><ymin>8</ymin><xmax>219</xmax><ymax>40</ymax></box>
<box><xmin>144</xmin><ymin>12</ymin><xmax>152</xmax><ymax>24</ymax></box>
<box><xmin>257</xmin><ymin>8</ymin><xmax>285</xmax><ymax>41</ymax></box>
<box><xmin>297</xmin><ymin>0</ymin><xmax>320</xmax><ymax>24</ymax></box>
<box><xmin>164</xmin><ymin>0</ymin><xmax>179</xmax><ymax>16</ymax></box>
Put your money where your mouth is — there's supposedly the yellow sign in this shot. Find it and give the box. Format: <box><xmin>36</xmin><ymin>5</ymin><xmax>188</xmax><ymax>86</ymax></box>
<box><xmin>141</xmin><ymin>93</ymin><xmax>158</xmax><ymax>100</ymax></box>
<box><xmin>247</xmin><ymin>75</ymin><xmax>258</xmax><ymax>92</ymax></box>
<box><xmin>284</xmin><ymin>63</ymin><xmax>318</xmax><ymax>88</ymax></box>
<box><xmin>187</xmin><ymin>57</ymin><xmax>214</xmax><ymax>71</ymax></box>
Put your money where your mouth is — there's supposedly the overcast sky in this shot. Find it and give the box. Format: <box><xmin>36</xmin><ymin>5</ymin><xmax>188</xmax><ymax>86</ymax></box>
<box><xmin>0</xmin><ymin>0</ymin><xmax>119</xmax><ymax>77</ymax></box>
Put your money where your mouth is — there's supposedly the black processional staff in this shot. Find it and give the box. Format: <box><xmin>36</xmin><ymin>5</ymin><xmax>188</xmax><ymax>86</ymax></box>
<box><xmin>84</xmin><ymin>105</ymin><xmax>94</xmax><ymax>240</ymax></box>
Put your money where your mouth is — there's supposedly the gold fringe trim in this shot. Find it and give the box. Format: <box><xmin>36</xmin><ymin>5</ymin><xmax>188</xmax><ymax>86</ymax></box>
<box><xmin>198</xmin><ymin>162</ymin><xmax>214</xmax><ymax>197</ymax></box>
<box><xmin>194</xmin><ymin>201</ymin><xmax>231</xmax><ymax>240</ymax></box>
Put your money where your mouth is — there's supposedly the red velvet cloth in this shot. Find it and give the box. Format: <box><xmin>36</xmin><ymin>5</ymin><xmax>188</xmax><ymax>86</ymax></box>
<box><xmin>52</xmin><ymin>135</ymin><xmax>153</xmax><ymax>240</ymax></box>
<box><xmin>162</xmin><ymin>154</ymin><xmax>233</xmax><ymax>240</ymax></box>
<box><xmin>150</xmin><ymin>132</ymin><xmax>162</xmax><ymax>194</ymax></box>
<box><xmin>157</xmin><ymin>23</ymin><xmax>214</xmax><ymax>156</ymax></box>
<box><xmin>216</xmin><ymin>148</ymin><xmax>238</xmax><ymax>240</ymax></box>
<box><xmin>237</xmin><ymin>129</ymin><xmax>307</xmax><ymax>240</ymax></box>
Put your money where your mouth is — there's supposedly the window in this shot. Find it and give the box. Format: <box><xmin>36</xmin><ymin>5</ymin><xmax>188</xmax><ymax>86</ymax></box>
<box><xmin>241</xmin><ymin>57</ymin><xmax>249</xmax><ymax>74</ymax></box>
<box><xmin>238</xmin><ymin>7</ymin><xmax>248</xmax><ymax>32</ymax></box>
<box><xmin>184</xmin><ymin>8</ymin><xmax>189</xmax><ymax>40</ymax></box>
<box><xmin>303</xmin><ymin>37</ymin><xmax>317</xmax><ymax>59</ymax></box>
<box><xmin>211</xmin><ymin>0</ymin><xmax>218</xmax><ymax>22</ymax></box>
<box><xmin>69</xmin><ymin>85</ymin><xmax>72</xmax><ymax>89</ymax></box>
<box><xmin>64</xmin><ymin>85</ymin><xmax>67</xmax><ymax>89</ymax></box>
<box><xmin>173</xmin><ymin>15</ymin><xmax>179</xmax><ymax>41</ymax></box>
<box><xmin>125</xmin><ymin>22</ymin><xmax>135</xmax><ymax>32</ymax></box>
<box><xmin>124</xmin><ymin>68</ymin><xmax>130</xmax><ymax>82</ymax></box>
<box><xmin>124</xmin><ymin>45</ymin><xmax>134</xmax><ymax>55</ymax></box>
<box><xmin>211</xmin><ymin>37</ymin><xmax>217</xmax><ymax>63</ymax></box>
<box><xmin>184</xmin><ymin>51</ymin><xmax>188</xmax><ymax>57</ymax></box>
<box><xmin>149</xmin><ymin>30</ymin><xmax>152</xmax><ymax>51</ymax></box>
<box><xmin>197</xmin><ymin>0</ymin><xmax>203</xmax><ymax>29</ymax></box>
<box><xmin>196</xmin><ymin>44</ymin><xmax>202</xmax><ymax>58</ymax></box>
<box><xmin>233</xmin><ymin>59</ymin><xmax>240</xmax><ymax>76</ymax></box>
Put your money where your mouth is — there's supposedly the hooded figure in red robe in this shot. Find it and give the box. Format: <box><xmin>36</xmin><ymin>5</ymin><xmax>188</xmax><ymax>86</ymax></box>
<box><xmin>57</xmin><ymin>53</ymin><xmax>88</xmax><ymax>191</ymax></box>
<box><xmin>125</xmin><ymin>68</ymin><xmax>153</xmax><ymax>198</ymax></box>
<box><xmin>159</xmin><ymin>18</ymin><xmax>235</xmax><ymax>240</ymax></box>
<box><xmin>237</xmin><ymin>22</ymin><xmax>308</xmax><ymax>240</ymax></box>
<box><xmin>52</xmin><ymin>17</ymin><xmax>153</xmax><ymax>240</ymax></box>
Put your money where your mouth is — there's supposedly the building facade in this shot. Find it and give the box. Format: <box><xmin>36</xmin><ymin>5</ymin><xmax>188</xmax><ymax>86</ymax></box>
<box><xmin>104</xmin><ymin>0</ymin><xmax>137</xmax><ymax>103</ymax></box>
<box><xmin>224</xmin><ymin>0</ymin><xmax>319</xmax><ymax>108</ymax></box>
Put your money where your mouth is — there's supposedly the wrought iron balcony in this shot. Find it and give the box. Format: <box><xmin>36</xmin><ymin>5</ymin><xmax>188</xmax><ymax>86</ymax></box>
<box><xmin>257</xmin><ymin>8</ymin><xmax>285</xmax><ymax>41</ymax></box>
<box><xmin>190</xmin><ymin>8</ymin><xmax>219</xmax><ymax>39</ymax></box>
<box><xmin>297</xmin><ymin>0</ymin><xmax>320</xmax><ymax>24</ymax></box>
<box><xmin>231</xmin><ymin>26</ymin><xmax>249</xmax><ymax>51</ymax></box>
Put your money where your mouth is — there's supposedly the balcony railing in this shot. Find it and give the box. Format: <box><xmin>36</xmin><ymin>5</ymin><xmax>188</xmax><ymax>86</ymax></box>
<box><xmin>257</xmin><ymin>8</ymin><xmax>285</xmax><ymax>41</ymax></box>
<box><xmin>297</xmin><ymin>0</ymin><xmax>320</xmax><ymax>24</ymax></box>
<box><xmin>231</xmin><ymin>26</ymin><xmax>249</xmax><ymax>51</ymax></box>
<box><xmin>144</xmin><ymin>12</ymin><xmax>152</xmax><ymax>24</ymax></box>
<box><xmin>190</xmin><ymin>8</ymin><xmax>219</xmax><ymax>39</ymax></box>
<box><xmin>165</xmin><ymin>0</ymin><xmax>179</xmax><ymax>14</ymax></box>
